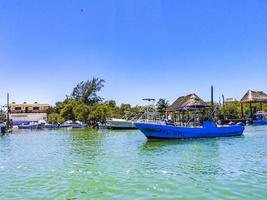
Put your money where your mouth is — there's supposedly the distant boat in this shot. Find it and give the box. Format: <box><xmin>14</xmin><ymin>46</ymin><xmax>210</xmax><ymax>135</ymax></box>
<box><xmin>43</xmin><ymin>124</ymin><xmax>60</xmax><ymax>129</ymax></box>
<box><xmin>253</xmin><ymin>111</ymin><xmax>267</xmax><ymax>125</ymax></box>
<box><xmin>60</xmin><ymin>121</ymin><xmax>87</xmax><ymax>128</ymax></box>
<box><xmin>97</xmin><ymin>122</ymin><xmax>108</xmax><ymax>129</ymax></box>
<box><xmin>106</xmin><ymin>118</ymin><xmax>136</xmax><ymax>129</ymax></box>
<box><xmin>18</xmin><ymin>122</ymin><xmax>40</xmax><ymax>129</ymax></box>
<box><xmin>134</xmin><ymin>121</ymin><xmax>245</xmax><ymax>139</ymax></box>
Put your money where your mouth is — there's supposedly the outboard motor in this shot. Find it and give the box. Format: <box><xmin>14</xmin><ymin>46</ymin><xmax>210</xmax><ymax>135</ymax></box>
<box><xmin>1</xmin><ymin>126</ymin><xmax>6</xmax><ymax>135</ymax></box>
<box><xmin>236</xmin><ymin>122</ymin><xmax>245</xmax><ymax>126</ymax></box>
<box><xmin>228</xmin><ymin>121</ymin><xmax>235</xmax><ymax>126</ymax></box>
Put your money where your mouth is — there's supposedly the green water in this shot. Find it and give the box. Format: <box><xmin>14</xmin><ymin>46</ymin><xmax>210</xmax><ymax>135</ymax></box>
<box><xmin>0</xmin><ymin>126</ymin><xmax>267</xmax><ymax>200</ymax></box>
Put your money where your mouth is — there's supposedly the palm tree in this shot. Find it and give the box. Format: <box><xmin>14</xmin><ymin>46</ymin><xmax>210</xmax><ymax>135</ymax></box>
<box><xmin>156</xmin><ymin>98</ymin><xmax>169</xmax><ymax>118</ymax></box>
<box><xmin>71</xmin><ymin>77</ymin><xmax>105</xmax><ymax>105</ymax></box>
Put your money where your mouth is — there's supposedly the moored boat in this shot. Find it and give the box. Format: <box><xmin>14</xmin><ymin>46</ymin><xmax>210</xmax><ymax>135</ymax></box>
<box><xmin>44</xmin><ymin>124</ymin><xmax>60</xmax><ymax>129</ymax></box>
<box><xmin>18</xmin><ymin>122</ymin><xmax>40</xmax><ymax>129</ymax></box>
<box><xmin>106</xmin><ymin>118</ymin><xmax>136</xmax><ymax>129</ymax></box>
<box><xmin>60</xmin><ymin>121</ymin><xmax>87</xmax><ymax>128</ymax></box>
<box><xmin>253</xmin><ymin>111</ymin><xmax>267</xmax><ymax>125</ymax></box>
<box><xmin>134</xmin><ymin>121</ymin><xmax>245</xmax><ymax>139</ymax></box>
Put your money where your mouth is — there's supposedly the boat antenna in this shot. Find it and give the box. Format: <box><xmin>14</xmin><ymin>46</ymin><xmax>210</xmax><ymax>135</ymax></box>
<box><xmin>6</xmin><ymin>93</ymin><xmax>10</xmax><ymax>130</ymax></box>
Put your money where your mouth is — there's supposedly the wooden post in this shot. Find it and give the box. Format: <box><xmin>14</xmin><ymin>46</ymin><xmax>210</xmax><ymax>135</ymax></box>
<box><xmin>240</xmin><ymin>103</ymin><xmax>244</xmax><ymax>118</ymax></box>
<box><xmin>249</xmin><ymin>102</ymin><xmax>253</xmax><ymax>119</ymax></box>
<box><xmin>178</xmin><ymin>112</ymin><xmax>181</xmax><ymax>125</ymax></box>
<box><xmin>211</xmin><ymin>85</ymin><xmax>214</xmax><ymax>110</ymax></box>
<box><xmin>6</xmin><ymin>93</ymin><xmax>10</xmax><ymax>130</ymax></box>
<box><xmin>222</xmin><ymin>94</ymin><xmax>225</xmax><ymax>119</ymax></box>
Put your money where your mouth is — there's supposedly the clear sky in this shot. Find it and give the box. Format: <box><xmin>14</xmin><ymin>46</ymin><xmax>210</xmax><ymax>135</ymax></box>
<box><xmin>0</xmin><ymin>0</ymin><xmax>266</xmax><ymax>106</ymax></box>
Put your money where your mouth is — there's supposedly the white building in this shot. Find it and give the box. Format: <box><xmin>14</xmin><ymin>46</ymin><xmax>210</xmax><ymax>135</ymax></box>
<box><xmin>9</xmin><ymin>102</ymin><xmax>49</xmax><ymax>125</ymax></box>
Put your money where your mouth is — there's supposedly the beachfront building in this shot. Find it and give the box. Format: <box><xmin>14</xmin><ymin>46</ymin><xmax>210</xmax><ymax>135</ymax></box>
<box><xmin>9</xmin><ymin>102</ymin><xmax>49</xmax><ymax>125</ymax></box>
<box><xmin>225</xmin><ymin>98</ymin><xmax>239</xmax><ymax>104</ymax></box>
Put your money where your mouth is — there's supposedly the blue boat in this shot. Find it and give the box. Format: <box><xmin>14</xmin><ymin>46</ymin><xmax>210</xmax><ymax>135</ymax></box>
<box><xmin>253</xmin><ymin>111</ymin><xmax>267</xmax><ymax>126</ymax></box>
<box><xmin>253</xmin><ymin>120</ymin><xmax>267</xmax><ymax>126</ymax></box>
<box><xmin>44</xmin><ymin>124</ymin><xmax>60</xmax><ymax>129</ymax></box>
<box><xmin>134</xmin><ymin>121</ymin><xmax>245</xmax><ymax>139</ymax></box>
<box><xmin>18</xmin><ymin>122</ymin><xmax>40</xmax><ymax>129</ymax></box>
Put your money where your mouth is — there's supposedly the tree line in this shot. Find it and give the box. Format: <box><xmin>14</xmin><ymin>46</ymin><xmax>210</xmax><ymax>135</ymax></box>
<box><xmin>47</xmin><ymin>78</ymin><xmax>267</xmax><ymax>126</ymax></box>
<box><xmin>47</xmin><ymin>78</ymin><xmax>170</xmax><ymax>126</ymax></box>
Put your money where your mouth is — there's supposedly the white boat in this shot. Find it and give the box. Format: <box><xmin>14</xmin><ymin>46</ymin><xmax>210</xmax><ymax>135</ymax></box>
<box><xmin>60</xmin><ymin>121</ymin><xmax>87</xmax><ymax>128</ymax></box>
<box><xmin>106</xmin><ymin>118</ymin><xmax>136</xmax><ymax>129</ymax></box>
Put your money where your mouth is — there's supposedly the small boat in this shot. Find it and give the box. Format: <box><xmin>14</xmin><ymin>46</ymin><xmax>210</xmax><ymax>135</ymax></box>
<box><xmin>60</xmin><ymin>121</ymin><xmax>87</xmax><ymax>128</ymax></box>
<box><xmin>134</xmin><ymin>121</ymin><xmax>245</xmax><ymax>139</ymax></box>
<box><xmin>18</xmin><ymin>122</ymin><xmax>40</xmax><ymax>129</ymax></box>
<box><xmin>97</xmin><ymin>122</ymin><xmax>108</xmax><ymax>129</ymax></box>
<box><xmin>43</xmin><ymin>124</ymin><xmax>60</xmax><ymax>129</ymax></box>
<box><xmin>106</xmin><ymin>118</ymin><xmax>136</xmax><ymax>129</ymax></box>
<box><xmin>253</xmin><ymin>111</ymin><xmax>267</xmax><ymax>125</ymax></box>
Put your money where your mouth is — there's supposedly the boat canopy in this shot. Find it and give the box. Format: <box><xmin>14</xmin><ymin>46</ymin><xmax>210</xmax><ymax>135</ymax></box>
<box><xmin>175</xmin><ymin>105</ymin><xmax>210</xmax><ymax>110</ymax></box>
<box><xmin>167</xmin><ymin>93</ymin><xmax>208</xmax><ymax>112</ymax></box>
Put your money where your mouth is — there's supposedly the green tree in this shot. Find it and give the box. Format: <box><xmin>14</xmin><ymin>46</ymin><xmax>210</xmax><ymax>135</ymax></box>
<box><xmin>73</xmin><ymin>102</ymin><xmax>90</xmax><ymax>123</ymax></box>
<box><xmin>106</xmin><ymin>100</ymin><xmax>116</xmax><ymax>108</ymax></box>
<box><xmin>59</xmin><ymin>100</ymin><xmax>77</xmax><ymax>121</ymax></box>
<box><xmin>119</xmin><ymin>104</ymin><xmax>131</xmax><ymax>116</ymax></box>
<box><xmin>156</xmin><ymin>99</ymin><xmax>169</xmax><ymax>117</ymax></box>
<box><xmin>47</xmin><ymin>113</ymin><xmax>65</xmax><ymax>124</ymax></box>
<box><xmin>70</xmin><ymin>77</ymin><xmax>105</xmax><ymax>105</ymax></box>
<box><xmin>88</xmin><ymin>104</ymin><xmax>112</xmax><ymax>125</ymax></box>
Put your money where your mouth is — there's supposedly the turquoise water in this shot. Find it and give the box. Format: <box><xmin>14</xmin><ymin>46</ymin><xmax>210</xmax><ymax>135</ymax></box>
<box><xmin>0</xmin><ymin>126</ymin><xmax>267</xmax><ymax>200</ymax></box>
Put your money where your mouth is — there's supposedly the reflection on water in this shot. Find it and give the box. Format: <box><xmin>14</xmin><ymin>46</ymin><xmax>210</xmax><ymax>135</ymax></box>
<box><xmin>0</xmin><ymin>127</ymin><xmax>267</xmax><ymax>199</ymax></box>
<box><xmin>139</xmin><ymin>138</ymin><xmax>223</xmax><ymax>177</ymax></box>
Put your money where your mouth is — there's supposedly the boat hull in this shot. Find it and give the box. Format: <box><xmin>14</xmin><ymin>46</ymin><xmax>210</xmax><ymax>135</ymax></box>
<box><xmin>44</xmin><ymin>124</ymin><xmax>59</xmax><ymax>129</ymax></box>
<box><xmin>18</xmin><ymin>124</ymin><xmax>39</xmax><ymax>129</ymax></box>
<box><xmin>134</xmin><ymin>123</ymin><xmax>245</xmax><ymax>139</ymax></box>
<box><xmin>106</xmin><ymin>119</ymin><xmax>136</xmax><ymax>129</ymax></box>
<box><xmin>253</xmin><ymin>120</ymin><xmax>267</xmax><ymax>126</ymax></box>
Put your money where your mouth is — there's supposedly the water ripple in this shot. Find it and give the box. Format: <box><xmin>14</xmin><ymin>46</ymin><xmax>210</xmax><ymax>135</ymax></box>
<box><xmin>0</xmin><ymin>127</ymin><xmax>267</xmax><ymax>199</ymax></box>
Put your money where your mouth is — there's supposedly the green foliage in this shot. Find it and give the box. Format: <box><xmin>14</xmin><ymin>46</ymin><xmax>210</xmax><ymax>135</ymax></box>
<box><xmin>47</xmin><ymin>96</ymin><xmax>149</xmax><ymax>127</ymax></box>
<box><xmin>119</xmin><ymin>104</ymin><xmax>132</xmax><ymax>116</ymax></box>
<box><xmin>88</xmin><ymin>104</ymin><xmax>112</xmax><ymax>125</ymax></box>
<box><xmin>60</xmin><ymin>101</ymin><xmax>76</xmax><ymax>121</ymax></box>
<box><xmin>70</xmin><ymin>77</ymin><xmax>105</xmax><ymax>105</ymax></box>
<box><xmin>217</xmin><ymin>102</ymin><xmax>267</xmax><ymax>119</ymax></box>
<box><xmin>47</xmin><ymin>113</ymin><xmax>64</xmax><ymax>124</ymax></box>
<box><xmin>223</xmin><ymin>103</ymin><xmax>240</xmax><ymax>119</ymax></box>
<box><xmin>73</xmin><ymin>102</ymin><xmax>90</xmax><ymax>123</ymax></box>
<box><xmin>156</xmin><ymin>99</ymin><xmax>169</xmax><ymax>116</ymax></box>
<box><xmin>106</xmin><ymin>100</ymin><xmax>116</xmax><ymax>108</ymax></box>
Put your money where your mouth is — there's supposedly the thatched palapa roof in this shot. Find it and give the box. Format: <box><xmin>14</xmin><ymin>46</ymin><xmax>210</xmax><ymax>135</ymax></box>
<box><xmin>166</xmin><ymin>93</ymin><xmax>208</xmax><ymax>112</ymax></box>
<box><xmin>240</xmin><ymin>90</ymin><xmax>267</xmax><ymax>103</ymax></box>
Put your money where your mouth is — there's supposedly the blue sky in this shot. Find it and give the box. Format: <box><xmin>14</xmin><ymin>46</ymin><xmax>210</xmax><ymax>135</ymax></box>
<box><xmin>0</xmin><ymin>0</ymin><xmax>266</xmax><ymax>106</ymax></box>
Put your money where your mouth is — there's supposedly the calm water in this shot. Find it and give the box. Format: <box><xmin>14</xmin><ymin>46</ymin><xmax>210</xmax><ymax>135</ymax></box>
<box><xmin>1</xmin><ymin>126</ymin><xmax>267</xmax><ymax>200</ymax></box>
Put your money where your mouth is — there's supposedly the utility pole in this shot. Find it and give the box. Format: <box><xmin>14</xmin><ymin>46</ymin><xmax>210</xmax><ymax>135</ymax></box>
<box><xmin>222</xmin><ymin>94</ymin><xmax>225</xmax><ymax>120</ymax></box>
<box><xmin>210</xmin><ymin>85</ymin><xmax>215</xmax><ymax>121</ymax></box>
<box><xmin>6</xmin><ymin>93</ymin><xmax>10</xmax><ymax>130</ymax></box>
<box><xmin>211</xmin><ymin>85</ymin><xmax>214</xmax><ymax>110</ymax></box>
